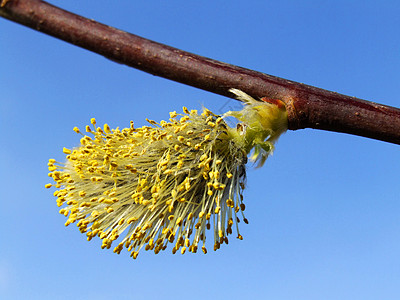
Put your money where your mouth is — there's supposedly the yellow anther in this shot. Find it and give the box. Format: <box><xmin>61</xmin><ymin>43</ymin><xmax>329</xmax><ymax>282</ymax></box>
<box><xmin>168</xmin><ymin>215</ymin><xmax>174</xmax><ymax>221</ymax></box>
<box><xmin>177</xmin><ymin>160</ymin><xmax>184</xmax><ymax>169</ymax></box>
<box><xmin>104</xmin><ymin>123</ymin><xmax>111</xmax><ymax>133</ymax></box>
<box><xmin>140</xmin><ymin>178</ymin><xmax>147</xmax><ymax>187</ymax></box>
<box><xmin>205</xmin><ymin>116</ymin><xmax>213</xmax><ymax>122</ymax></box>
<box><xmin>184</xmin><ymin>182</ymin><xmax>191</xmax><ymax>191</ymax></box>
<box><xmin>66</xmin><ymin>200</ymin><xmax>77</xmax><ymax>206</ymax></box>
<box><xmin>214</xmin><ymin>206</ymin><xmax>221</xmax><ymax>214</ymax></box>
<box><xmin>217</xmin><ymin>184</ymin><xmax>226</xmax><ymax>190</ymax></box>
<box><xmin>167</xmin><ymin>235</ymin><xmax>176</xmax><ymax>245</ymax></box>
<box><xmin>176</xmin><ymin>217</ymin><xmax>183</xmax><ymax>226</ymax></box>
<box><xmin>226</xmin><ymin>172</ymin><xmax>233</xmax><ymax>179</ymax></box>
<box><xmin>90</xmin><ymin>118</ymin><xmax>96</xmax><ymax>125</ymax></box>
<box><xmin>181</xmin><ymin>247</ymin><xmax>186</xmax><ymax>254</ymax></box>
<box><xmin>70</xmin><ymin>209</ymin><xmax>78</xmax><ymax>215</ymax></box>
<box><xmin>48</xmin><ymin>159</ymin><xmax>56</xmax><ymax>164</ymax></box>
<box><xmin>106</xmin><ymin>207</ymin><xmax>114</xmax><ymax>213</ymax></box>
<box><xmin>142</xmin><ymin>222</ymin><xmax>152</xmax><ymax>230</ymax></box>
<box><xmin>73</xmin><ymin>127</ymin><xmax>80</xmax><ymax>133</ymax></box>
<box><xmin>113</xmin><ymin>243</ymin><xmax>123</xmax><ymax>254</ymax></box>
<box><xmin>200</xmin><ymin>154</ymin><xmax>208</xmax><ymax>161</ymax></box>
<box><xmin>188</xmin><ymin>213</ymin><xmax>193</xmax><ymax>220</ymax></box>
<box><xmin>127</xmin><ymin>217</ymin><xmax>138</xmax><ymax>224</ymax></box>
<box><xmin>180</xmin><ymin>116</ymin><xmax>189</xmax><ymax>123</ymax></box>
<box><xmin>207</xmin><ymin>121</ymin><xmax>215</xmax><ymax>128</ymax></box>
<box><xmin>91</xmin><ymin>222</ymin><xmax>100</xmax><ymax>230</ymax></box>
<box><xmin>199</xmin><ymin>211</ymin><xmax>205</xmax><ymax>218</ymax></box>
<box><xmin>226</xmin><ymin>199</ymin><xmax>234</xmax><ymax>207</ymax></box>
<box><xmin>141</xmin><ymin>199</ymin><xmax>150</xmax><ymax>206</ymax></box>
<box><xmin>45</xmin><ymin>183</ymin><xmax>52</xmax><ymax>189</ymax></box>
<box><xmin>79</xmin><ymin>191</ymin><xmax>86</xmax><ymax>197</ymax></box>
<box><xmin>146</xmin><ymin>118</ymin><xmax>157</xmax><ymax>125</ymax></box>
<box><xmin>182</xmin><ymin>106</ymin><xmax>190</xmax><ymax>114</ymax></box>
<box><xmin>169</xmin><ymin>111</ymin><xmax>177</xmax><ymax>118</ymax></box>
<box><xmin>63</xmin><ymin>147</ymin><xmax>71</xmax><ymax>154</ymax></box>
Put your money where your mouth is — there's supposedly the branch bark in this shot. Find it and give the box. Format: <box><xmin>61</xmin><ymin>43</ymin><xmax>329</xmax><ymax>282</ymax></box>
<box><xmin>2</xmin><ymin>0</ymin><xmax>400</xmax><ymax>144</ymax></box>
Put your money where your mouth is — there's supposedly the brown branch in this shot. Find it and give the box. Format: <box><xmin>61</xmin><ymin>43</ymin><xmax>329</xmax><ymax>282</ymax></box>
<box><xmin>2</xmin><ymin>0</ymin><xmax>400</xmax><ymax>144</ymax></box>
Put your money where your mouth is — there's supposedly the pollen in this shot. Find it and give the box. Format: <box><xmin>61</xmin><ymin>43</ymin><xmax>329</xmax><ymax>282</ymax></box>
<box><xmin>46</xmin><ymin>90</ymin><xmax>287</xmax><ymax>260</ymax></box>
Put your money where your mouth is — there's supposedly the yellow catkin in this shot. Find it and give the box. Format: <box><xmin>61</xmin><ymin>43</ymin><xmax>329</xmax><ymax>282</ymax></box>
<box><xmin>46</xmin><ymin>89</ymin><xmax>287</xmax><ymax>259</ymax></box>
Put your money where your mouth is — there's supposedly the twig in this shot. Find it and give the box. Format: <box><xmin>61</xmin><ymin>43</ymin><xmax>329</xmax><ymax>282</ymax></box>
<box><xmin>1</xmin><ymin>0</ymin><xmax>400</xmax><ymax>144</ymax></box>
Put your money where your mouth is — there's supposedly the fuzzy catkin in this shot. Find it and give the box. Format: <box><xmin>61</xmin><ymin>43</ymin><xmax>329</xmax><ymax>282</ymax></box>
<box><xmin>46</xmin><ymin>90</ymin><xmax>287</xmax><ymax>259</ymax></box>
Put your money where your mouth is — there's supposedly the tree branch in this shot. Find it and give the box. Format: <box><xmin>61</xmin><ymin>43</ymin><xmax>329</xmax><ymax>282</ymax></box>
<box><xmin>2</xmin><ymin>0</ymin><xmax>400</xmax><ymax>144</ymax></box>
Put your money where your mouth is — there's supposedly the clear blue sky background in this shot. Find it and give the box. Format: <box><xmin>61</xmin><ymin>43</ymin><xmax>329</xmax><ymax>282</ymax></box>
<box><xmin>1</xmin><ymin>1</ymin><xmax>400</xmax><ymax>299</ymax></box>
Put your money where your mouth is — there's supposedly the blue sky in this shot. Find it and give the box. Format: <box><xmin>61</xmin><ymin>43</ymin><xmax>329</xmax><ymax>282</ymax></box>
<box><xmin>1</xmin><ymin>1</ymin><xmax>400</xmax><ymax>299</ymax></box>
